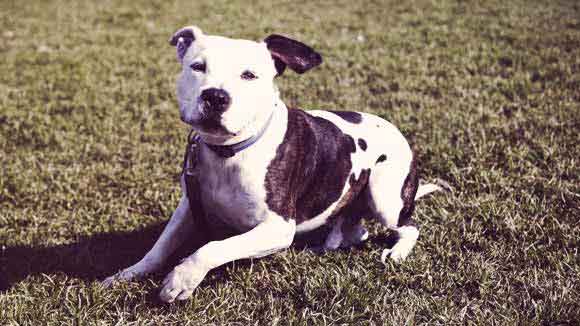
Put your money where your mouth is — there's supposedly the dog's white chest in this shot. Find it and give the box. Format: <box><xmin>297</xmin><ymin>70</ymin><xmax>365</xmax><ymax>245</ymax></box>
<box><xmin>197</xmin><ymin>151</ymin><xmax>271</xmax><ymax>232</ymax></box>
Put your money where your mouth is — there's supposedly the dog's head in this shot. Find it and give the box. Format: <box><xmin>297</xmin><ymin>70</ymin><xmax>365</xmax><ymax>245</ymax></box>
<box><xmin>170</xmin><ymin>26</ymin><xmax>322</xmax><ymax>143</ymax></box>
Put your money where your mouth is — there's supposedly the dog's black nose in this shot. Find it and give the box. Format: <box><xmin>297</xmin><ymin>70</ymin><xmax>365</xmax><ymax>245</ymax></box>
<box><xmin>200</xmin><ymin>88</ymin><xmax>231</xmax><ymax>113</ymax></box>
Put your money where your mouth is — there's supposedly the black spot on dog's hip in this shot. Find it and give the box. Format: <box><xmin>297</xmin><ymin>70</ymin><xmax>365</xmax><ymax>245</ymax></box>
<box><xmin>376</xmin><ymin>154</ymin><xmax>387</xmax><ymax>163</ymax></box>
<box><xmin>357</xmin><ymin>138</ymin><xmax>367</xmax><ymax>151</ymax></box>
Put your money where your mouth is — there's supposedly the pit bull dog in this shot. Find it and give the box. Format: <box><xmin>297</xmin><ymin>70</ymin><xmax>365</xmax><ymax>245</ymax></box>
<box><xmin>103</xmin><ymin>25</ymin><xmax>440</xmax><ymax>302</ymax></box>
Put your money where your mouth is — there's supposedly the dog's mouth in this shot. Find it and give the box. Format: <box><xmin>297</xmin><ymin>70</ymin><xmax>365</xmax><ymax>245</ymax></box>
<box><xmin>199</xmin><ymin>116</ymin><xmax>235</xmax><ymax>136</ymax></box>
<box><xmin>181</xmin><ymin>109</ymin><xmax>237</xmax><ymax>137</ymax></box>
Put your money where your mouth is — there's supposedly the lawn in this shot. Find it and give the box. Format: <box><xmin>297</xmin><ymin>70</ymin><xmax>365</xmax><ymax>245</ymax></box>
<box><xmin>1</xmin><ymin>0</ymin><xmax>579</xmax><ymax>324</ymax></box>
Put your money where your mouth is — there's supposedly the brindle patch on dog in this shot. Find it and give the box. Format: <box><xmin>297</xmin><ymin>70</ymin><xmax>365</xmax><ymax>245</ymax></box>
<box><xmin>397</xmin><ymin>155</ymin><xmax>418</xmax><ymax>226</ymax></box>
<box><xmin>265</xmin><ymin>108</ymin><xmax>357</xmax><ymax>223</ymax></box>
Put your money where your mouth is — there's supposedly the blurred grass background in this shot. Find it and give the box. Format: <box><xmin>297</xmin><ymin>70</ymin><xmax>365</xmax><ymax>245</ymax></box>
<box><xmin>0</xmin><ymin>0</ymin><xmax>579</xmax><ymax>324</ymax></box>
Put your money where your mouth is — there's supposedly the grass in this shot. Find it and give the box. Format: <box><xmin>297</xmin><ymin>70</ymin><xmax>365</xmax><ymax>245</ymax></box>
<box><xmin>0</xmin><ymin>0</ymin><xmax>579</xmax><ymax>324</ymax></box>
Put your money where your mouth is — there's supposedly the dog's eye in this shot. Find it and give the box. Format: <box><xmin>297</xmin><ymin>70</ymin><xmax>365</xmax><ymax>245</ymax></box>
<box><xmin>190</xmin><ymin>62</ymin><xmax>206</xmax><ymax>73</ymax></box>
<box><xmin>241</xmin><ymin>70</ymin><xmax>257</xmax><ymax>80</ymax></box>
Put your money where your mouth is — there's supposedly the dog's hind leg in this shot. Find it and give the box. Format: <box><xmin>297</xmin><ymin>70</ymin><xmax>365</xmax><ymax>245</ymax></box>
<box><xmin>318</xmin><ymin>214</ymin><xmax>369</xmax><ymax>252</ymax></box>
<box><xmin>322</xmin><ymin>217</ymin><xmax>345</xmax><ymax>251</ymax></box>
<box><xmin>368</xmin><ymin>155</ymin><xmax>420</xmax><ymax>263</ymax></box>
<box><xmin>329</xmin><ymin>210</ymin><xmax>369</xmax><ymax>249</ymax></box>
<box><xmin>340</xmin><ymin>218</ymin><xmax>369</xmax><ymax>248</ymax></box>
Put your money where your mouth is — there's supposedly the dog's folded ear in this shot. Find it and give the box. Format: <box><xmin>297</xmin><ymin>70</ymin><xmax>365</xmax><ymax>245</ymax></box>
<box><xmin>264</xmin><ymin>34</ymin><xmax>322</xmax><ymax>76</ymax></box>
<box><xmin>170</xmin><ymin>26</ymin><xmax>203</xmax><ymax>62</ymax></box>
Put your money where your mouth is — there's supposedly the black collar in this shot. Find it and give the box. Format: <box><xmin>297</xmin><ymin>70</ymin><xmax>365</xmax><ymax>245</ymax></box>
<box><xmin>202</xmin><ymin>111</ymin><xmax>274</xmax><ymax>158</ymax></box>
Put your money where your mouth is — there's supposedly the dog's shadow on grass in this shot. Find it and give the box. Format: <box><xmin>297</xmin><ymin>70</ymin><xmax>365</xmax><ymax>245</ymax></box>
<box><xmin>0</xmin><ymin>222</ymin><xmax>319</xmax><ymax>294</ymax></box>
<box><xmin>0</xmin><ymin>222</ymin><xmax>398</xmax><ymax>297</ymax></box>
<box><xmin>0</xmin><ymin>222</ymin><xmax>182</xmax><ymax>293</ymax></box>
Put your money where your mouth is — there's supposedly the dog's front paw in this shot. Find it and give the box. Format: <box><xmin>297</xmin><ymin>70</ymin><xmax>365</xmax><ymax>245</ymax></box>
<box><xmin>159</xmin><ymin>260</ymin><xmax>208</xmax><ymax>303</ymax></box>
<box><xmin>102</xmin><ymin>259</ymin><xmax>161</xmax><ymax>287</ymax></box>
<box><xmin>102</xmin><ymin>267</ymin><xmax>143</xmax><ymax>287</ymax></box>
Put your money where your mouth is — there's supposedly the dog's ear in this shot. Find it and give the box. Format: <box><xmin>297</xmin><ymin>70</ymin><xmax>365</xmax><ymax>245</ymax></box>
<box><xmin>264</xmin><ymin>34</ymin><xmax>322</xmax><ymax>76</ymax></box>
<box><xmin>169</xmin><ymin>26</ymin><xmax>203</xmax><ymax>62</ymax></box>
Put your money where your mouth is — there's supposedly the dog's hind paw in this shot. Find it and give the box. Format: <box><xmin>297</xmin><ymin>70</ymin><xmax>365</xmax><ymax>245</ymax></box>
<box><xmin>380</xmin><ymin>243</ymin><xmax>413</xmax><ymax>263</ymax></box>
<box><xmin>308</xmin><ymin>245</ymin><xmax>328</xmax><ymax>255</ymax></box>
<box><xmin>340</xmin><ymin>225</ymin><xmax>369</xmax><ymax>248</ymax></box>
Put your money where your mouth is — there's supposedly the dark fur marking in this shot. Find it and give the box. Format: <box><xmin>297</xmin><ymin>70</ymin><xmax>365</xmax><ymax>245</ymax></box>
<box><xmin>169</xmin><ymin>28</ymin><xmax>195</xmax><ymax>46</ymax></box>
<box><xmin>328</xmin><ymin>110</ymin><xmax>362</xmax><ymax>124</ymax></box>
<box><xmin>329</xmin><ymin>169</ymin><xmax>371</xmax><ymax>217</ymax></box>
<box><xmin>170</xmin><ymin>27</ymin><xmax>196</xmax><ymax>61</ymax></box>
<box><xmin>197</xmin><ymin>115</ymin><xmax>233</xmax><ymax>139</ymax></box>
<box><xmin>204</xmin><ymin>142</ymin><xmax>235</xmax><ymax>158</ymax></box>
<box><xmin>265</xmin><ymin>108</ymin><xmax>356</xmax><ymax>223</ymax></box>
<box><xmin>376</xmin><ymin>154</ymin><xmax>387</xmax><ymax>163</ymax></box>
<box><xmin>183</xmin><ymin>139</ymin><xmax>210</xmax><ymax>231</ymax></box>
<box><xmin>397</xmin><ymin>155</ymin><xmax>419</xmax><ymax>226</ymax></box>
<box><xmin>357</xmin><ymin>138</ymin><xmax>367</xmax><ymax>151</ymax></box>
<box><xmin>264</xmin><ymin>34</ymin><xmax>322</xmax><ymax>75</ymax></box>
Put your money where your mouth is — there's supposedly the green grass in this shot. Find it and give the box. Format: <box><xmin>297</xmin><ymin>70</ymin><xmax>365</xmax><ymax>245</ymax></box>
<box><xmin>1</xmin><ymin>0</ymin><xmax>579</xmax><ymax>324</ymax></box>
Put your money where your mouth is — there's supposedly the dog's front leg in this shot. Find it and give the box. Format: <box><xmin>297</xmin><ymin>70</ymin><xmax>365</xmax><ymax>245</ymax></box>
<box><xmin>102</xmin><ymin>195</ymin><xmax>197</xmax><ymax>286</ymax></box>
<box><xmin>159</xmin><ymin>215</ymin><xmax>296</xmax><ymax>302</ymax></box>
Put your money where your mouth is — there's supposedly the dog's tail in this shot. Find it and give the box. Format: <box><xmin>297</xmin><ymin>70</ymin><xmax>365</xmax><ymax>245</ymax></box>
<box><xmin>415</xmin><ymin>179</ymin><xmax>451</xmax><ymax>200</ymax></box>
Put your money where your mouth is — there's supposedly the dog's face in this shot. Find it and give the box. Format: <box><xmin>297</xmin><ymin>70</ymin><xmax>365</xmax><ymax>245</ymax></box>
<box><xmin>170</xmin><ymin>26</ymin><xmax>322</xmax><ymax>143</ymax></box>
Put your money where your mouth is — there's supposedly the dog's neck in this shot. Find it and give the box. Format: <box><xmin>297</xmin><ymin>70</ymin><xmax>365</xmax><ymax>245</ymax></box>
<box><xmin>203</xmin><ymin>110</ymin><xmax>275</xmax><ymax>158</ymax></box>
<box><xmin>198</xmin><ymin>97</ymin><xmax>285</xmax><ymax>158</ymax></box>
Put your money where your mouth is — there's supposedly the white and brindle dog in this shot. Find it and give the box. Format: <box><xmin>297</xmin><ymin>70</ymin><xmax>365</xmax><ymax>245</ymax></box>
<box><xmin>103</xmin><ymin>25</ymin><xmax>440</xmax><ymax>302</ymax></box>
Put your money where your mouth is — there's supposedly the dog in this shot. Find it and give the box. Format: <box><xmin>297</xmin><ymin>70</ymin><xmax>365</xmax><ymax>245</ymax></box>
<box><xmin>103</xmin><ymin>25</ymin><xmax>440</xmax><ymax>303</ymax></box>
